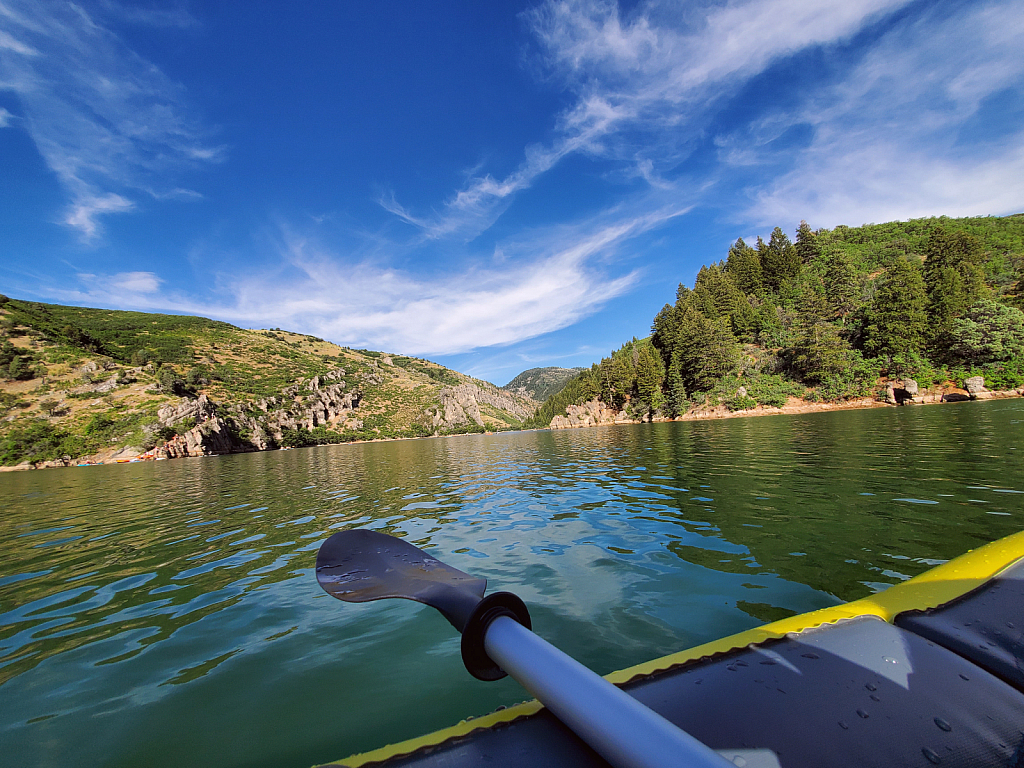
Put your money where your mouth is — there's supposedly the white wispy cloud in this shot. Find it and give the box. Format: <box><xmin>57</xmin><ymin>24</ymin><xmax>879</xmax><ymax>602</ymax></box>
<box><xmin>746</xmin><ymin>0</ymin><xmax>1024</xmax><ymax>226</ymax></box>
<box><xmin>0</xmin><ymin>0</ymin><xmax>220</xmax><ymax>239</ymax></box>
<box><xmin>54</xmin><ymin>205</ymin><xmax>685</xmax><ymax>356</ymax></box>
<box><xmin>0</xmin><ymin>105</ymin><xmax>13</xmax><ymax>126</ymax></box>
<box><xmin>383</xmin><ymin>0</ymin><xmax>909</xmax><ymax>240</ymax></box>
<box><xmin>387</xmin><ymin>0</ymin><xmax>1022</xmax><ymax>244</ymax></box>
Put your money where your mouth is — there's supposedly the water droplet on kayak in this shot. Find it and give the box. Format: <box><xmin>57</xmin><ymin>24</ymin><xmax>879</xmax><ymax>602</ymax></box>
<box><xmin>870</xmin><ymin>695</ymin><xmax>880</xmax><ymax>702</ymax></box>
<box><xmin>857</xmin><ymin>709</ymin><xmax>869</xmax><ymax>719</ymax></box>
<box><xmin>731</xmin><ymin>757</ymin><xmax>747</xmax><ymax>767</ymax></box>
<box><xmin>922</xmin><ymin>747</ymin><xmax>941</xmax><ymax>764</ymax></box>
<box><xmin>838</xmin><ymin>721</ymin><xmax>849</xmax><ymax>730</ymax></box>
<box><xmin>865</xmin><ymin>683</ymin><xmax>877</xmax><ymax>691</ymax></box>
<box><xmin>801</xmin><ymin>652</ymin><xmax>820</xmax><ymax>659</ymax></box>
<box><xmin>883</xmin><ymin>657</ymin><xmax>898</xmax><ymax>665</ymax></box>
<box><xmin>959</xmin><ymin>673</ymin><xmax>970</xmax><ymax>681</ymax></box>
<box><xmin>1007</xmin><ymin>622</ymin><xmax>1015</xmax><ymax>629</ymax></box>
<box><xmin>934</xmin><ymin>718</ymin><xmax>952</xmax><ymax>732</ymax></box>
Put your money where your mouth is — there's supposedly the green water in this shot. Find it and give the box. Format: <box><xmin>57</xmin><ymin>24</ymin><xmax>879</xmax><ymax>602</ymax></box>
<box><xmin>2</xmin><ymin>400</ymin><xmax>1024</xmax><ymax>767</ymax></box>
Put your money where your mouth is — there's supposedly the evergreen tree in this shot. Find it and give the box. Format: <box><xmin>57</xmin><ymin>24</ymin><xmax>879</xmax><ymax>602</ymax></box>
<box><xmin>651</xmin><ymin>303</ymin><xmax>678</xmax><ymax>367</ymax></box>
<box><xmin>724</xmin><ymin>238</ymin><xmax>763</xmax><ymax>296</ymax></box>
<box><xmin>665</xmin><ymin>353</ymin><xmax>688</xmax><ymax>416</ymax></box>
<box><xmin>599</xmin><ymin>348</ymin><xmax>635</xmax><ymax>408</ymax></box>
<box><xmin>759</xmin><ymin>227</ymin><xmax>801</xmax><ymax>293</ymax></box>
<box><xmin>948</xmin><ymin>299</ymin><xmax>1024</xmax><ymax>365</ymax></box>
<box><xmin>634</xmin><ymin>343</ymin><xmax>665</xmax><ymax>417</ymax></box>
<box><xmin>923</xmin><ymin>228</ymin><xmax>987</xmax><ymax>353</ymax></box>
<box><xmin>824</xmin><ymin>248</ymin><xmax>858</xmax><ymax>319</ymax></box>
<box><xmin>693</xmin><ymin>263</ymin><xmax>756</xmax><ymax>338</ymax></box>
<box><xmin>671</xmin><ymin>303</ymin><xmax>739</xmax><ymax>395</ymax></box>
<box><xmin>791</xmin><ymin>278</ymin><xmax>850</xmax><ymax>384</ymax></box>
<box><xmin>795</xmin><ymin>221</ymin><xmax>821</xmax><ymax>265</ymax></box>
<box><xmin>865</xmin><ymin>258</ymin><xmax>928</xmax><ymax>360</ymax></box>
<box><xmin>691</xmin><ymin>265</ymin><xmax>722</xmax><ymax>319</ymax></box>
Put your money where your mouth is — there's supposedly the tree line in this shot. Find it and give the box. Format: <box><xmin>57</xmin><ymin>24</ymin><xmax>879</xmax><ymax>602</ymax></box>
<box><xmin>527</xmin><ymin>215</ymin><xmax>1024</xmax><ymax>426</ymax></box>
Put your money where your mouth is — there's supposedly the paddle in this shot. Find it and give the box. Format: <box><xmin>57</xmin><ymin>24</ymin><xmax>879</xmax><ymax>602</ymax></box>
<box><xmin>316</xmin><ymin>529</ymin><xmax>777</xmax><ymax>768</ymax></box>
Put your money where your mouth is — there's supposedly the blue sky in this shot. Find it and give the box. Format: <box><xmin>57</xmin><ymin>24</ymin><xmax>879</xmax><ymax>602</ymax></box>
<box><xmin>1</xmin><ymin>0</ymin><xmax>1022</xmax><ymax>385</ymax></box>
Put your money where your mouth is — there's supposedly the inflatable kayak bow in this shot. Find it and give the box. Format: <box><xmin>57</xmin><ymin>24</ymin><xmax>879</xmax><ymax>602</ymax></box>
<box><xmin>315</xmin><ymin>529</ymin><xmax>1024</xmax><ymax>768</ymax></box>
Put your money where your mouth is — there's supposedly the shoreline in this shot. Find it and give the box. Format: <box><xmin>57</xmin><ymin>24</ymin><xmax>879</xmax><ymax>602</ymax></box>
<box><xmin>3</xmin><ymin>387</ymin><xmax>1022</xmax><ymax>473</ymax></box>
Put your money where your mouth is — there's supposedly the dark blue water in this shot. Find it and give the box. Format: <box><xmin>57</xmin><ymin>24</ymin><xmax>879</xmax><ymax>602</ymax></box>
<box><xmin>1</xmin><ymin>400</ymin><xmax>1023</xmax><ymax>767</ymax></box>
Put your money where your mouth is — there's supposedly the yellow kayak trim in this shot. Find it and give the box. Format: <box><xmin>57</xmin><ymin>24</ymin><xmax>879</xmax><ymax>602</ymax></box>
<box><xmin>323</xmin><ymin>529</ymin><xmax>1024</xmax><ymax>768</ymax></box>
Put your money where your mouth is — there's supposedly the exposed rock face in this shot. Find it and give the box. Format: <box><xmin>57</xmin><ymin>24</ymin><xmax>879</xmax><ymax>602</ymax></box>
<box><xmin>885</xmin><ymin>384</ymin><xmax>898</xmax><ymax>405</ymax></box>
<box><xmin>430</xmin><ymin>382</ymin><xmax>536</xmax><ymax>431</ymax></box>
<box><xmin>736</xmin><ymin>386</ymin><xmax>748</xmax><ymax>398</ymax></box>
<box><xmin>154</xmin><ymin>369</ymin><xmax>364</xmax><ymax>456</ymax></box>
<box><xmin>550</xmin><ymin>399</ymin><xmax>631</xmax><ymax>429</ymax></box>
<box><xmin>145</xmin><ymin>367</ymin><xmax>532</xmax><ymax>459</ymax></box>
<box><xmin>964</xmin><ymin>376</ymin><xmax>986</xmax><ymax>397</ymax></box>
<box><xmin>903</xmin><ymin>379</ymin><xmax>919</xmax><ymax>396</ymax></box>
<box><xmin>158</xmin><ymin>394</ymin><xmax>218</xmax><ymax>427</ymax></box>
<box><xmin>159</xmin><ymin>417</ymin><xmax>243</xmax><ymax>458</ymax></box>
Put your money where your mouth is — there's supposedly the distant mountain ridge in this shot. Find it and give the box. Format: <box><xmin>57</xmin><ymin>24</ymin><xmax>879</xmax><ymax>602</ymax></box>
<box><xmin>0</xmin><ymin>297</ymin><xmax>538</xmax><ymax>468</ymax></box>
<box><xmin>502</xmin><ymin>367</ymin><xmax>584</xmax><ymax>402</ymax></box>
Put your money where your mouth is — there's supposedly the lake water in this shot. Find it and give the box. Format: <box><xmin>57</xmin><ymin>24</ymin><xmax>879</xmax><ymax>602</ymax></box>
<box><xmin>2</xmin><ymin>399</ymin><xmax>1023</xmax><ymax>767</ymax></box>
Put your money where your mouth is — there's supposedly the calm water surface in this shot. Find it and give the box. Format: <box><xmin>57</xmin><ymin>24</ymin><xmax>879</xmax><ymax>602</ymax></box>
<box><xmin>2</xmin><ymin>400</ymin><xmax>1024</xmax><ymax>767</ymax></box>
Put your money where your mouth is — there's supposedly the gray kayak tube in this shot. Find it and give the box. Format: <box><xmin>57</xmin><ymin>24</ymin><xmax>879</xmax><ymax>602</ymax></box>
<box><xmin>483</xmin><ymin>614</ymin><xmax>739</xmax><ymax>768</ymax></box>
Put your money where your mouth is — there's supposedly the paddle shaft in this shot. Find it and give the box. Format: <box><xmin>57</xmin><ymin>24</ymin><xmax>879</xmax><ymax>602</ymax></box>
<box><xmin>483</xmin><ymin>616</ymin><xmax>733</xmax><ymax>768</ymax></box>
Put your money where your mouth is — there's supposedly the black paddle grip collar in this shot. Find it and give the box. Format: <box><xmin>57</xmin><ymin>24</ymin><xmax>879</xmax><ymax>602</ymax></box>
<box><xmin>461</xmin><ymin>591</ymin><xmax>532</xmax><ymax>681</ymax></box>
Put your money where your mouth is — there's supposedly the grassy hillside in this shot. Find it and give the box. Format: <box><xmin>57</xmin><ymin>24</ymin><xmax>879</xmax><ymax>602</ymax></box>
<box><xmin>0</xmin><ymin>297</ymin><xmax>537</xmax><ymax>467</ymax></box>
<box><xmin>528</xmin><ymin>214</ymin><xmax>1024</xmax><ymax>427</ymax></box>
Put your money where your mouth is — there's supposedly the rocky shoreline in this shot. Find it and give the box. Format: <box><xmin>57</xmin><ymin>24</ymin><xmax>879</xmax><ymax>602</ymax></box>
<box><xmin>4</xmin><ymin>376</ymin><xmax>1022</xmax><ymax>472</ymax></box>
<box><xmin>548</xmin><ymin>376</ymin><xmax>1024</xmax><ymax>430</ymax></box>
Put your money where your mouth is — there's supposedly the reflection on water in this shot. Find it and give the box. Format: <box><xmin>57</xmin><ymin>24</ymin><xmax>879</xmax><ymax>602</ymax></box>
<box><xmin>1</xmin><ymin>400</ymin><xmax>1023</xmax><ymax>767</ymax></box>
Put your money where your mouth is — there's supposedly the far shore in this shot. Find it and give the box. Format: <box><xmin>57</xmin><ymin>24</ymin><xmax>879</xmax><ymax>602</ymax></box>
<box><xmin>3</xmin><ymin>386</ymin><xmax>1022</xmax><ymax>473</ymax></box>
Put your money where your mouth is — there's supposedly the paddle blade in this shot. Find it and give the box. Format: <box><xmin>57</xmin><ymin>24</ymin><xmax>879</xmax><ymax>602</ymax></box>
<box><xmin>315</xmin><ymin>529</ymin><xmax>486</xmax><ymax>630</ymax></box>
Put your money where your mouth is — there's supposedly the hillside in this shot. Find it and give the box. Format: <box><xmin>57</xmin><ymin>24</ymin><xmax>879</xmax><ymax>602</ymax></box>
<box><xmin>527</xmin><ymin>214</ymin><xmax>1024</xmax><ymax>429</ymax></box>
<box><xmin>0</xmin><ymin>297</ymin><xmax>539</xmax><ymax>468</ymax></box>
<box><xmin>501</xmin><ymin>367</ymin><xmax>584</xmax><ymax>402</ymax></box>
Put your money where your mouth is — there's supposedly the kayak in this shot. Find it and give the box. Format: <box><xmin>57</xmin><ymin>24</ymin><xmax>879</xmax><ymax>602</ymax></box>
<box><xmin>318</xmin><ymin>530</ymin><xmax>1024</xmax><ymax>768</ymax></box>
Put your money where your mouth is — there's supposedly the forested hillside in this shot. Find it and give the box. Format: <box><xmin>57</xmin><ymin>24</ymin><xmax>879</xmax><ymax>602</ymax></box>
<box><xmin>0</xmin><ymin>298</ymin><xmax>537</xmax><ymax>467</ymax></box>
<box><xmin>527</xmin><ymin>215</ymin><xmax>1024</xmax><ymax>428</ymax></box>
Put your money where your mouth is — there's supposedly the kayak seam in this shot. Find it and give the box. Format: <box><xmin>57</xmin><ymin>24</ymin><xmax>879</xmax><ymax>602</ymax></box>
<box><xmin>318</xmin><ymin>700</ymin><xmax>543</xmax><ymax>768</ymax></box>
<box><xmin>606</xmin><ymin>529</ymin><xmax>1024</xmax><ymax>685</ymax></box>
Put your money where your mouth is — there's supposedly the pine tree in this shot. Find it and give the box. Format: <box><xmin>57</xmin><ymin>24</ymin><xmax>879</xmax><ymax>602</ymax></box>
<box><xmin>824</xmin><ymin>248</ymin><xmax>857</xmax><ymax>319</ymax></box>
<box><xmin>634</xmin><ymin>343</ymin><xmax>665</xmax><ymax>416</ymax></box>
<box><xmin>948</xmin><ymin>300</ymin><xmax>1024</xmax><ymax>365</ymax></box>
<box><xmin>693</xmin><ymin>263</ymin><xmax>756</xmax><ymax>338</ymax></box>
<box><xmin>759</xmin><ymin>227</ymin><xmax>801</xmax><ymax>293</ymax></box>
<box><xmin>795</xmin><ymin>221</ymin><xmax>821</xmax><ymax>265</ymax></box>
<box><xmin>923</xmin><ymin>228</ymin><xmax>987</xmax><ymax>354</ymax></box>
<box><xmin>725</xmin><ymin>238</ymin><xmax>763</xmax><ymax>296</ymax></box>
<box><xmin>791</xmin><ymin>278</ymin><xmax>849</xmax><ymax>384</ymax></box>
<box><xmin>866</xmin><ymin>258</ymin><xmax>928</xmax><ymax>360</ymax></box>
<box><xmin>671</xmin><ymin>303</ymin><xmax>739</xmax><ymax>394</ymax></box>
<box><xmin>651</xmin><ymin>303</ymin><xmax>678</xmax><ymax>368</ymax></box>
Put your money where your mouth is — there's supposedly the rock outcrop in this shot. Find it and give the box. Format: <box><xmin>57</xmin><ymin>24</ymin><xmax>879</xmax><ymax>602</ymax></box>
<box><xmin>550</xmin><ymin>399</ymin><xmax>631</xmax><ymax>429</ymax></box>
<box><xmin>153</xmin><ymin>369</ymin><xmax>364</xmax><ymax>457</ymax></box>
<box><xmin>429</xmin><ymin>382</ymin><xmax>536</xmax><ymax>431</ymax></box>
<box><xmin>158</xmin><ymin>394</ymin><xmax>218</xmax><ymax>427</ymax></box>
<box><xmin>964</xmin><ymin>376</ymin><xmax>992</xmax><ymax>399</ymax></box>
